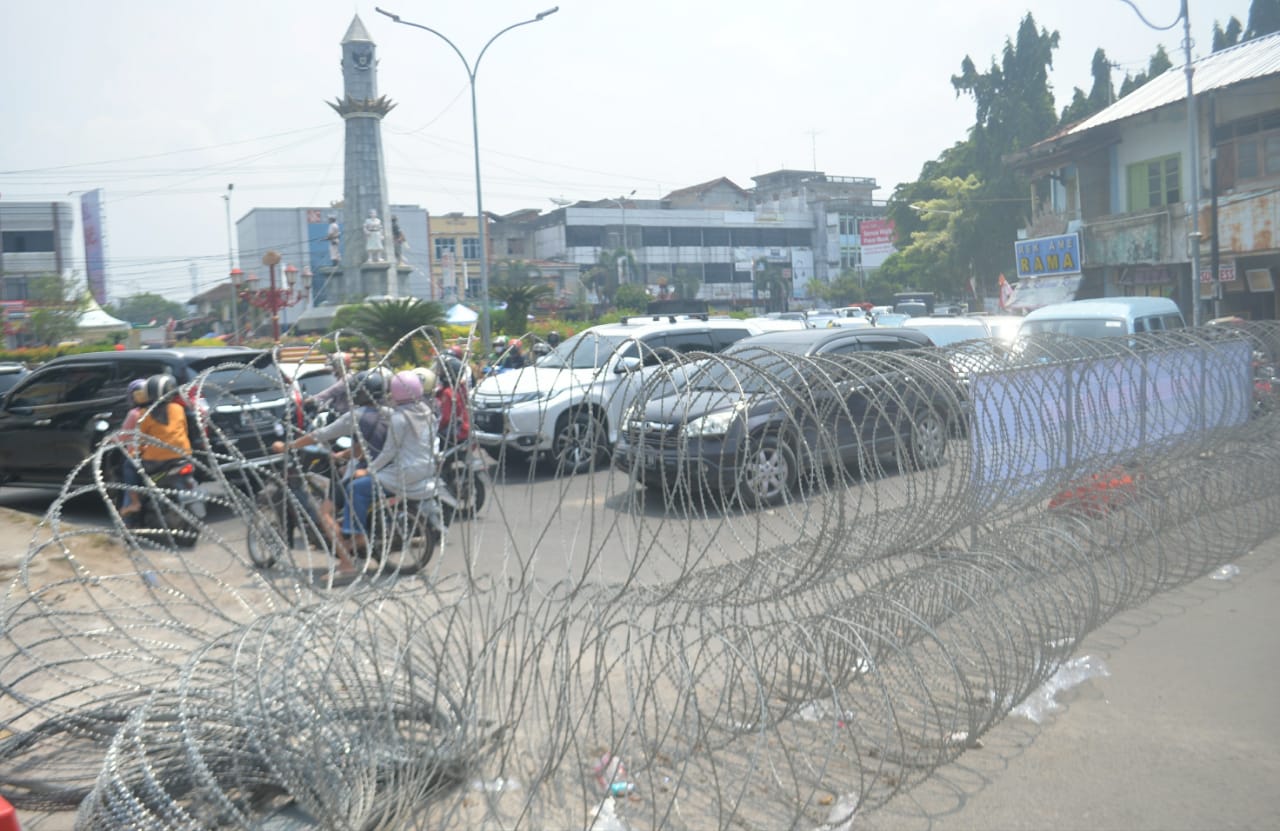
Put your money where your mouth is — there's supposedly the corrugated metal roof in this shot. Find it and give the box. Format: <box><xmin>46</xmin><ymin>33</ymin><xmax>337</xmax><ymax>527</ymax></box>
<box><xmin>1056</xmin><ymin>30</ymin><xmax>1280</xmax><ymax>140</ymax></box>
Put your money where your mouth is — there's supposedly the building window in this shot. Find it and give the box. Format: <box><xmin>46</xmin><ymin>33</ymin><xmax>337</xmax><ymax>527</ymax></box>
<box><xmin>3</xmin><ymin>278</ymin><xmax>28</xmax><ymax>301</ymax></box>
<box><xmin>702</xmin><ymin>228</ymin><xmax>730</xmax><ymax>246</ymax></box>
<box><xmin>670</xmin><ymin>227</ymin><xmax>701</xmax><ymax>246</ymax></box>
<box><xmin>1127</xmin><ymin>154</ymin><xmax>1180</xmax><ymax>211</ymax></box>
<box><xmin>434</xmin><ymin>238</ymin><xmax>456</xmax><ymax>259</ymax></box>
<box><xmin>641</xmin><ymin>227</ymin><xmax>669</xmax><ymax>246</ymax></box>
<box><xmin>462</xmin><ymin>237</ymin><xmax>480</xmax><ymax>259</ymax></box>
<box><xmin>565</xmin><ymin>226</ymin><xmax>603</xmax><ymax>247</ymax></box>
<box><xmin>1220</xmin><ymin>111</ymin><xmax>1280</xmax><ymax>185</ymax></box>
<box><xmin>1</xmin><ymin>231</ymin><xmax>54</xmax><ymax>253</ymax></box>
<box><xmin>704</xmin><ymin>263</ymin><xmax>733</xmax><ymax>284</ymax></box>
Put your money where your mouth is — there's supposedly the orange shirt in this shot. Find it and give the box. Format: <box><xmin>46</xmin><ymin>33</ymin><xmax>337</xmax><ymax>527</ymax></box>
<box><xmin>138</xmin><ymin>402</ymin><xmax>191</xmax><ymax>461</ymax></box>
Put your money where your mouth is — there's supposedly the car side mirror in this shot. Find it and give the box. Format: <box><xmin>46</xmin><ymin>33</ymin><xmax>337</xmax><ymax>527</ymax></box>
<box><xmin>614</xmin><ymin>356</ymin><xmax>642</xmax><ymax>374</ymax></box>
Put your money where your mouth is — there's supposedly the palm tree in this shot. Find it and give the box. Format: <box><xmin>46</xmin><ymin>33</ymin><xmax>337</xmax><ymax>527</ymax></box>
<box><xmin>350</xmin><ymin>298</ymin><xmax>445</xmax><ymax>365</ymax></box>
<box><xmin>492</xmin><ymin>281</ymin><xmax>555</xmax><ymax>334</ymax></box>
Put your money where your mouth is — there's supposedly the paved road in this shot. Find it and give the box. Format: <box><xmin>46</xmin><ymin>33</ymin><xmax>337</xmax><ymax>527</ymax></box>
<box><xmin>4</xmin><ymin>465</ymin><xmax>1279</xmax><ymax>830</ymax></box>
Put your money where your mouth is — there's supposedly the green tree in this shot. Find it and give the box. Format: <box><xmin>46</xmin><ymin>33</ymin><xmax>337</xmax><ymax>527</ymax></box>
<box><xmin>27</xmin><ymin>273</ymin><xmax>88</xmax><ymax>346</ymax></box>
<box><xmin>613</xmin><ymin>283</ymin><xmax>649</xmax><ymax>313</ymax></box>
<box><xmin>1245</xmin><ymin>0</ymin><xmax>1280</xmax><ymax>38</ymax></box>
<box><xmin>349</xmin><ymin>298</ymin><xmax>445</xmax><ymax>365</ymax></box>
<box><xmin>1118</xmin><ymin>45</ymin><xmax>1172</xmax><ymax>97</ymax></box>
<box><xmin>108</xmin><ymin>292</ymin><xmax>186</xmax><ymax>326</ymax></box>
<box><xmin>671</xmin><ymin>265</ymin><xmax>702</xmax><ymax>300</ymax></box>
<box><xmin>1213</xmin><ymin>16</ymin><xmax>1245</xmax><ymax>50</ymax></box>
<box><xmin>1059</xmin><ymin>49</ymin><xmax>1116</xmax><ymax>125</ymax></box>
<box><xmin>581</xmin><ymin>248</ymin><xmax>635</xmax><ymax>307</ymax></box>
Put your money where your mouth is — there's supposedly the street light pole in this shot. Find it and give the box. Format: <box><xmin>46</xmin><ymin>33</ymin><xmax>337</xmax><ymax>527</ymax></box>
<box><xmin>1117</xmin><ymin>0</ymin><xmax>1202</xmax><ymax>324</ymax></box>
<box><xmin>1180</xmin><ymin>0</ymin><xmax>1205</xmax><ymax>325</ymax></box>
<box><xmin>376</xmin><ymin>5</ymin><xmax>560</xmax><ymax>350</ymax></box>
<box><xmin>222</xmin><ymin>184</ymin><xmax>240</xmax><ymax>344</ymax></box>
<box><xmin>609</xmin><ymin>189</ymin><xmax>637</xmax><ymax>283</ymax></box>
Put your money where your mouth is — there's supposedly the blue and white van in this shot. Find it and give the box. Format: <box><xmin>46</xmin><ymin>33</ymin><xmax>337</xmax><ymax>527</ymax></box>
<box><xmin>1020</xmin><ymin>297</ymin><xmax>1186</xmax><ymax>339</ymax></box>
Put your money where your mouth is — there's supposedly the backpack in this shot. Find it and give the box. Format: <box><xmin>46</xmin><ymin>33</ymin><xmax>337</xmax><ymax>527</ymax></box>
<box><xmin>354</xmin><ymin>405</ymin><xmax>388</xmax><ymax>458</ymax></box>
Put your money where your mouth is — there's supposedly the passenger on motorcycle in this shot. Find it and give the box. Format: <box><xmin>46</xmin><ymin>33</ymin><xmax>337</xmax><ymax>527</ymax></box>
<box><xmin>432</xmin><ymin>354</ymin><xmax>470</xmax><ymax>449</ymax></box>
<box><xmin>272</xmin><ymin>368</ymin><xmax>391</xmax><ymax>573</ymax></box>
<box><xmin>120</xmin><ymin>374</ymin><xmax>192</xmax><ymax>517</ymax></box>
<box><xmin>341</xmin><ymin>370</ymin><xmax>439</xmax><ymax>554</ymax></box>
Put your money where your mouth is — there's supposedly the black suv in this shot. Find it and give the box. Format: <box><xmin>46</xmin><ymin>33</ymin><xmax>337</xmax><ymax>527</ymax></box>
<box><xmin>0</xmin><ymin>362</ymin><xmax>30</xmax><ymax>402</ymax></box>
<box><xmin>0</xmin><ymin>347</ymin><xmax>297</xmax><ymax>489</ymax></box>
<box><xmin>615</xmin><ymin>327</ymin><xmax>962</xmax><ymax>506</ymax></box>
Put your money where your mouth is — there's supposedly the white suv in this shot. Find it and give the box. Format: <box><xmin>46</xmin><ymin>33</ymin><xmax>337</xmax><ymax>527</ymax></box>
<box><xmin>472</xmin><ymin>316</ymin><xmax>767</xmax><ymax>472</ymax></box>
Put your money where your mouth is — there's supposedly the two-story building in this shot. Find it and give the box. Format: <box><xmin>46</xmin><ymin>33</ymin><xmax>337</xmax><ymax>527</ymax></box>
<box><xmin>1009</xmin><ymin>31</ymin><xmax>1280</xmax><ymax>321</ymax></box>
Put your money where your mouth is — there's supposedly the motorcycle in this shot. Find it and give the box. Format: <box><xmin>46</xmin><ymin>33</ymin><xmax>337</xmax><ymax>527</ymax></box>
<box><xmin>247</xmin><ymin>437</ymin><xmax>443</xmax><ymax>576</ymax></box>
<box><xmin>123</xmin><ymin>457</ymin><xmax>207</xmax><ymax>549</ymax></box>
<box><xmin>437</xmin><ymin>435</ymin><xmax>491</xmax><ymax>523</ymax></box>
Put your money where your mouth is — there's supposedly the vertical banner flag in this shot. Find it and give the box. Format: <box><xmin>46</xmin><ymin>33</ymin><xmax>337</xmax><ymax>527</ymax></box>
<box><xmin>80</xmin><ymin>190</ymin><xmax>107</xmax><ymax>305</ymax></box>
<box><xmin>998</xmin><ymin>273</ymin><xmax>1014</xmax><ymax>310</ymax></box>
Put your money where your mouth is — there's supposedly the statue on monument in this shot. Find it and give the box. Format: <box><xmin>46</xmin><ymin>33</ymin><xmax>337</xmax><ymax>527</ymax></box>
<box><xmin>363</xmin><ymin>210</ymin><xmax>386</xmax><ymax>263</ymax></box>
<box><xmin>392</xmin><ymin>215</ymin><xmax>408</xmax><ymax>266</ymax></box>
<box><xmin>326</xmin><ymin>215</ymin><xmax>341</xmax><ymax>266</ymax></box>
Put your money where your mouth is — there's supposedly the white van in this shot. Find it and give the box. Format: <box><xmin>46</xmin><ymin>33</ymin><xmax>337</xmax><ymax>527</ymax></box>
<box><xmin>1019</xmin><ymin>297</ymin><xmax>1185</xmax><ymax>339</ymax></box>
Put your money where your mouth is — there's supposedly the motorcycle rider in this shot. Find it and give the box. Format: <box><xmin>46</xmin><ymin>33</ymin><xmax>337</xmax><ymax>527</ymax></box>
<box><xmin>120</xmin><ymin>375</ymin><xmax>192</xmax><ymax>517</ymax></box>
<box><xmin>342</xmin><ymin>369</ymin><xmax>439</xmax><ymax>556</ymax></box>
<box><xmin>272</xmin><ymin>368</ymin><xmax>390</xmax><ymax>574</ymax></box>
<box><xmin>433</xmin><ymin>353</ymin><xmax>471</xmax><ymax>449</ymax></box>
<box><xmin>308</xmin><ymin>352</ymin><xmax>354</xmax><ymax>415</ymax></box>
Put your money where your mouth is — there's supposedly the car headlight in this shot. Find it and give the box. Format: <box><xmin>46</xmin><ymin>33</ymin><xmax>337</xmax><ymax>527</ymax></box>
<box><xmin>683</xmin><ymin>409</ymin><xmax>740</xmax><ymax>438</ymax></box>
<box><xmin>506</xmin><ymin>391</ymin><xmax>546</xmax><ymax>405</ymax></box>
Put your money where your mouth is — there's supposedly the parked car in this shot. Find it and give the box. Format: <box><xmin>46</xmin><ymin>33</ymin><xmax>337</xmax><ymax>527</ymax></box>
<box><xmin>282</xmin><ymin>362</ymin><xmax>340</xmax><ymax>399</ymax></box>
<box><xmin>900</xmin><ymin>316</ymin><xmax>991</xmax><ymax>347</ymax></box>
<box><xmin>471</xmin><ymin>315</ymin><xmax>770</xmax><ymax>472</ymax></box>
<box><xmin>0</xmin><ymin>363</ymin><xmax>30</xmax><ymax>402</ymax></box>
<box><xmin>615</xmin><ymin>327</ymin><xmax>962</xmax><ymax>507</ymax></box>
<box><xmin>1019</xmin><ymin>297</ymin><xmax>1185</xmax><ymax>339</ymax></box>
<box><xmin>0</xmin><ymin>347</ymin><xmax>298</xmax><ymax>489</ymax></box>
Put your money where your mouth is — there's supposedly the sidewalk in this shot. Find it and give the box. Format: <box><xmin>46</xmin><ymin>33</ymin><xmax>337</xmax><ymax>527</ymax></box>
<box><xmin>862</xmin><ymin>535</ymin><xmax>1280</xmax><ymax>831</ymax></box>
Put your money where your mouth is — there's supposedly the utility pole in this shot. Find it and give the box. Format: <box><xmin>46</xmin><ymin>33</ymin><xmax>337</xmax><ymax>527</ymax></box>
<box><xmin>222</xmin><ymin>184</ymin><xmax>240</xmax><ymax>343</ymax></box>
<box><xmin>1181</xmin><ymin>0</ymin><xmax>1205</xmax><ymax>326</ymax></box>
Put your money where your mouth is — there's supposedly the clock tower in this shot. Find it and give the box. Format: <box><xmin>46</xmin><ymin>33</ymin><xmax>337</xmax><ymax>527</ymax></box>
<box><xmin>328</xmin><ymin>15</ymin><xmax>396</xmax><ymax>300</ymax></box>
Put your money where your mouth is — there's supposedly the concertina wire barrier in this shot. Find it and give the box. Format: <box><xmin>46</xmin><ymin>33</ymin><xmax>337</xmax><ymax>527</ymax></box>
<box><xmin>1</xmin><ymin>320</ymin><xmax>1278</xmax><ymax>829</ymax></box>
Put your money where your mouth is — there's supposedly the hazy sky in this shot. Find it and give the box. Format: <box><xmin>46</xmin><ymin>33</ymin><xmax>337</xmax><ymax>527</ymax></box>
<box><xmin>0</xmin><ymin>0</ymin><xmax>1244</xmax><ymax>303</ymax></box>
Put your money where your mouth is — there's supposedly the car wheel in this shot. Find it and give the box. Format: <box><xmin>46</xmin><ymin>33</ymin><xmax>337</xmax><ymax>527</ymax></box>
<box><xmin>908</xmin><ymin>407</ymin><xmax>947</xmax><ymax>469</ymax></box>
<box><xmin>552</xmin><ymin>410</ymin><xmax>608</xmax><ymax>475</ymax></box>
<box><xmin>736</xmin><ymin>433</ymin><xmax>797</xmax><ymax>508</ymax></box>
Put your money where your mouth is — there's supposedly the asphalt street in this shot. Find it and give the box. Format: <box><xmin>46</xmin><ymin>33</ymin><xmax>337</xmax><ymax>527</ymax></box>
<box><xmin>2</xmin><ymin>467</ymin><xmax>1278</xmax><ymax>830</ymax></box>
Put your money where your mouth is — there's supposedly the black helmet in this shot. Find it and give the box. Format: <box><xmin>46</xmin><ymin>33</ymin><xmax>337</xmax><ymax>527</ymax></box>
<box><xmin>352</xmin><ymin>369</ymin><xmax>386</xmax><ymax>405</ymax></box>
<box><xmin>141</xmin><ymin>374</ymin><xmax>177</xmax><ymax>405</ymax></box>
<box><xmin>436</xmin><ymin>354</ymin><xmax>466</xmax><ymax>386</ymax></box>
<box><xmin>546</xmin><ymin>330</ymin><xmax>562</xmax><ymax>347</ymax></box>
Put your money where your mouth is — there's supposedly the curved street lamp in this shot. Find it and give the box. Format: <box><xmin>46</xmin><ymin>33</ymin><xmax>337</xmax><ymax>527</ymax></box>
<box><xmin>376</xmin><ymin>5</ymin><xmax>560</xmax><ymax>350</ymax></box>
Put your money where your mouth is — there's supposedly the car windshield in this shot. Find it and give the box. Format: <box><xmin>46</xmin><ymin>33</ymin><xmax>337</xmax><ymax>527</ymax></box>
<box><xmin>296</xmin><ymin>372</ymin><xmax>336</xmax><ymax>397</ymax></box>
<box><xmin>536</xmin><ymin>331</ymin><xmax>630</xmax><ymax>370</ymax></box>
<box><xmin>1020</xmin><ymin>318</ymin><xmax>1125</xmax><ymax>339</ymax></box>
<box><xmin>193</xmin><ymin>360</ymin><xmax>287</xmax><ymax>401</ymax></box>
<box><xmin>690</xmin><ymin>346</ymin><xmax>806</xmax><ymax>394</ymax></box>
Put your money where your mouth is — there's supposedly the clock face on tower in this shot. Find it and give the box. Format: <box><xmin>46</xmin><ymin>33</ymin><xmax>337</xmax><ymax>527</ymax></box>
<box><xmin>352</xmin><ymin>46</ymin><xmax>372</xmax><ymax>70</ymax></box>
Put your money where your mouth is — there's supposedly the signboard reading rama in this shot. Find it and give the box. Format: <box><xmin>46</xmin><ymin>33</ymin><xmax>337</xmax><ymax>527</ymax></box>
<box><xmin>1014</xmin><ymin>232</ymin><xmax>1082</xmax><ymax>279</ymax></box>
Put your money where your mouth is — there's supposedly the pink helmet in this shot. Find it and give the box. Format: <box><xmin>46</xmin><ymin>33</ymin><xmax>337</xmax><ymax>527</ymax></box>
<box><xmin>389</xmin><ymin>370</ymin><xmax>424</xmax><ymax>404</ymax></box>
